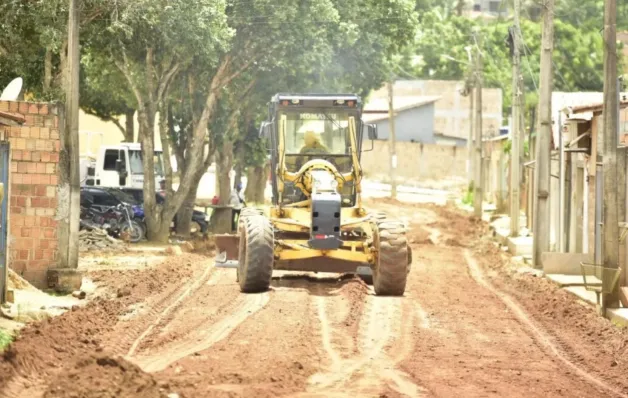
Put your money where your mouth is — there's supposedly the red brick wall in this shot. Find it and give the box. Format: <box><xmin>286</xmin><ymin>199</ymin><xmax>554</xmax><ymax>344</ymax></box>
<box><xmin>0</xmin><ymin>100</ymin><xmax>61</xmax><ymax>288</ymax></box>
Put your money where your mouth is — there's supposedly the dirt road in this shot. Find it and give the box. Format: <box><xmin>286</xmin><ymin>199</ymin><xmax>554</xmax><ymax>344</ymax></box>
<box><xmin>2</xmin><ymin>200</ymin><xmax>628</xmax><ymax>398</ymax></box>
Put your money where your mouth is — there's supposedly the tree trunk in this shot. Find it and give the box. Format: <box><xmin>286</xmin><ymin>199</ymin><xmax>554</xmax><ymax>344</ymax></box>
<box><xmin>124</xmin><ymin>109</ymin><xmax>135</xmax><ymax>142</ymax></box>
<box><xmin>234</xmin><ymin>163</ymin><xmax>243</xmax><ymax>189</ymax></box>
<box><xmin>234</xmin><ymin>143</ymin><xmax>245</xmax><ymax>189</ymax></box>
<box><xmin>44</xmin><ymin>49</ymin><xmax>52</xmax><ymax>92</ymax></box>
<box><xmin>175</xmin><ymin>166</ymin><xmax>205</xmax><ymax>237</ymax></box>
<box><xmin>217</xmin><ymin>141</ymin><xmax>234</xmax><ymax>205</ymax></box>
<box><xmin>138</xmin><ymin>110</ymin><xmax>172</xmax><ymax>243</ymax></box>
<box><xmin>244</xmin><ymin>163</ymin><xmax>268</xmax><ymax>204</ymax></box>
<box><xmin>456</xmin><ymin>0</ymin><xmax>465</xmax><ymax>16</ymax></box>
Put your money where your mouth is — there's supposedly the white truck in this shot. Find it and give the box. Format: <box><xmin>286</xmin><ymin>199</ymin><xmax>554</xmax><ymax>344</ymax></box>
<box><xmin>81</xmin><ymin>143</ymin><xmax>165</xmax><ymax>189</ymax></box>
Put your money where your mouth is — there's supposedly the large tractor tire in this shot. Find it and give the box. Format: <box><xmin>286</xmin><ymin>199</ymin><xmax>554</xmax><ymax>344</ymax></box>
<box><xmin>237</xmin><ymin>214</ymin><xmax>274</xmax><ymax>293</ymax></box>
<box><xmin>372</xmin><ymin>219</ymin><xmax>410</xmax><ymax>296</ymax></box>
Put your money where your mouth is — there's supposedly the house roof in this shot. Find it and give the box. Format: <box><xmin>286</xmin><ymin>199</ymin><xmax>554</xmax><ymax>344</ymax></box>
<box><xmin>362</xmin><ymin>95</ymin><xmax>441</xmax><ymax>123</ymax></box>
<box><xmin>562</xmin><ymin>98</ymin><xmax>628</xmax><ymax>116</ymax></box>
<box><xmin>0</xmin><ymin>110</ymin><xmax>25</xmax><ymax>126</ymax></box>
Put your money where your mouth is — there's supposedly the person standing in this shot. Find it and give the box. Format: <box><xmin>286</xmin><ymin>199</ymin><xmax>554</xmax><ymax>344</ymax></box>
<box><xmin>229</xmin><ymin>182</ymin><xmax>245</xmax><ymax>231</ymax></box>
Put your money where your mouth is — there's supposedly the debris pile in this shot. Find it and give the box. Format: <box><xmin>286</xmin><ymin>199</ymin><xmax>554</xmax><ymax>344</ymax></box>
<box><xmin>79</xmin><ymin>228</ymin><xmax>127</xmax><ymax>252</ymax></box>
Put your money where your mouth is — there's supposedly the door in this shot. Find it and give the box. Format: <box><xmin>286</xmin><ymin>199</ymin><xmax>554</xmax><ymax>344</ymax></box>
<box><xmin>0</xmin><ymin>141</ymin><xmax>9</xmax><ymax>304</ymax></box>
<box><xmin>98</xmin><ymin>149</ymin><xmax>122</xmax><ymax>187</ymax></box>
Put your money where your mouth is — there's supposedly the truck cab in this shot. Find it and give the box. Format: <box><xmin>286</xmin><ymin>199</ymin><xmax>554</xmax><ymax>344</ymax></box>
<box><xmin>83</xmin><ymin>143</ymin><xmax>165</xmax><ymax>189</ymax></box>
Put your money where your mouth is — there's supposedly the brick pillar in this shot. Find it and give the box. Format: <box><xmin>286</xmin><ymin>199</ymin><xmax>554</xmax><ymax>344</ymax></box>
<box><xmin>0</xmin><ymin>100</ymin><xmax>62</xmax><ymax>288</ymax></box>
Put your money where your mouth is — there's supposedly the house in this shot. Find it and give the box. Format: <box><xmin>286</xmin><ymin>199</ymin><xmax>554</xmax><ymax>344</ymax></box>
<box><xmin>619</xmin><ymin>31</ymin><xmax>628</xmax><ymax>77</ymax></box>
<box><xmin>368</xmin><ymin>80</ymin><xmax>503</xmax><ymax>144</ymax></box>
<box><xmin>361</xmin><ymin>95</ymin><xmax>466</xmax><ymax>146</ymax></box>
<box><xmin>472</xmin><ymin>0</ymin><xmax>507</xmax><ymax>16</ymax></box>
<box><xmin>558</xmin><ymin>99</ymin><xmax>628</xmax><ymax>261</ymax></box>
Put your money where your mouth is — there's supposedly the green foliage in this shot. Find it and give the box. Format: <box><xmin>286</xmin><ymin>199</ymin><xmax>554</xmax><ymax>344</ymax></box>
<box><xmin>401</xmin><ymin>9</ymin><xmax>610</xmax><ymax>122</ymax></box>
<box><xmin>502</xmin><ymin>138</ymin><xmax>529</xmax><ymax>158</ymax></box>
<box><xmin>462</xmin><ymin>185</ymin><xmax>474</xmax><ymax>205</ymax></box>
<box><xmin>0</xmin><ymin>329</ymin><xmax>13</xmax><ymax>352</ymax></box>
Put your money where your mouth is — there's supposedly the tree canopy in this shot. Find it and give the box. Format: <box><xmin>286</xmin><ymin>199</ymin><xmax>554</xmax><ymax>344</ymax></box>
<box><xmin>0</xmin><ymin>0</ymin><xmax>623</xmax><ymax>239</ymax></box>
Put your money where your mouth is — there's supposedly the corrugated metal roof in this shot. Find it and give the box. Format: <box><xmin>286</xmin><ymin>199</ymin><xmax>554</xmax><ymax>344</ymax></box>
<box><xmin>563</xmin><ymin>100</ymin><xmax>628</xmax><ymax>116</ymax></box>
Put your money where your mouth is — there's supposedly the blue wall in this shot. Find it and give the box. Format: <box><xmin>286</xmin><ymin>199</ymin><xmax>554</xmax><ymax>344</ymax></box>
<box><xmin>370</xmin><ymin>104</ymin><xmax>466</xmax><ymax>147</ymax></box>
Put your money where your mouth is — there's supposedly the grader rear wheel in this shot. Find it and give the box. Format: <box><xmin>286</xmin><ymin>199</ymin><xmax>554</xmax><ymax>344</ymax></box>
<box><xmin>237</xmin><ymin>214</ymin><xmax>274</xmax><ymax>293</ymax></box>
<box><xmin>372</xmin><ymin>220</ymin><xmax>410</xmax><ymax>296</ymax></box>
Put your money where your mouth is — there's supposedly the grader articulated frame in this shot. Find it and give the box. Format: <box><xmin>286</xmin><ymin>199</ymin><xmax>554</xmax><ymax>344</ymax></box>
<box><xmin>215</xmin><ymin>93</ymin><xmax>412</xmax><ymax>296</ymax></box>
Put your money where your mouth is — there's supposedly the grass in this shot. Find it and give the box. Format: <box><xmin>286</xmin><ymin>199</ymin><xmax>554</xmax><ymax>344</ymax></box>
<box><xmin>0</xmin><ymin>329</ymin><xmax>13</xmax><ymax>352</ymax></box>
<box><xmin>462</xmin><ymin>187</ymin><xmax>474</xmax><ymax>206</ymax></box>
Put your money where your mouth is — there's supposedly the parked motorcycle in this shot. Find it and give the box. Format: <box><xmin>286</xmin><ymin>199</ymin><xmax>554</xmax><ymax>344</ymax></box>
<box><xmin>81</xmin><ymin>203</ymin><xmax>144</xmax><ymax>243</ymax></box>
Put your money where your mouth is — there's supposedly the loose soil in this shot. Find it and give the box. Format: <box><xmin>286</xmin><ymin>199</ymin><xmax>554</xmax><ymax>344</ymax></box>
<box><xmin>2</xmin><ymin>200</ymin><xmax>628</xmax><ymax>397</ymax></box>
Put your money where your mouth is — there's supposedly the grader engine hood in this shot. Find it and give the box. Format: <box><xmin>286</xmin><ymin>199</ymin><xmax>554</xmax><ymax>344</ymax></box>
<box><xmin>308</xmin><ymin>169</ymin><xmax>342</xmax><ymax>250</ymax></box>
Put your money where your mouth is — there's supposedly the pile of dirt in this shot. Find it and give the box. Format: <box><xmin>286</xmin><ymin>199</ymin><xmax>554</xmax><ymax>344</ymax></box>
<box><xmin>8</xmin><ymin>269</ymin><xmax>39</xmax><ymax>291</ymax></box>
<box><xmin>43</xmin><ymin>355</ymin><xmax>167</xmax><ymax>398</ymax></box>
<box><xmin>190</xmin><ymin>235</ymin><xmax>216</xmax><ymax>255</ymax></box>
<box><xmin>0</xmin><ymin>298</ymin><xmax>123</xmax><ymax>394</ymax></box>
<box><xmin>407</xmin><ymin>226</ymin><xmax>432</xmax><ymax>245</ymax></box>
<box><xmin>79</xmin><ymin>229</ymin><xmax>127</xmax><ymax>253</ymax></box>
<box><xmin>0</xmin><ymin>254</ymin><xmax>205</xmax><ymax>395</ymax></box>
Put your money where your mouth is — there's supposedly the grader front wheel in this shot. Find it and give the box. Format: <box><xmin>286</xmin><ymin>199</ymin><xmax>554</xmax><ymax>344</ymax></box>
<box><xmin>237</xmin><ymin>215</ymin><xmax>274</xmax><ymax>293</ymax></box>
<box><xmin>373</xmin><ymin>220</ymin><xmax>410</xmax><ymax>296</ymax></box>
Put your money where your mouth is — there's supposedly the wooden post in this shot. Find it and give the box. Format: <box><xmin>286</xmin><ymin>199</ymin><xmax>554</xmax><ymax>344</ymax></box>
<box><xmin>468</xmin><ymin>86</ymin><xmax>474</xmax><ymax>188</ymax></box>
<box><xmin>473</xmin><ymin>32</ymin><xmax>484</xmax><ymax>218</ymax></box>
<box><xmin>576</xmin><ymin>163</ymin><xmax>584</xmax><ymax>252</ymax></box>
<box><xmin>602</xmin><ymin>0</ymin><xmax>620</xmax><ymax>310</ymax></box>
<box><xmin>510</xmin><ymin>0</ymin><xmax>522</xmax><ymax>236</ymax></box>
<box><xmin>387</xmin><ymin>78</ymin><xmax>397</xmax><ymax>199</ymax></box>
<box><xmin>58</xmin><ymin>0</ymin><xmax>81</xmax><ymax>270</ymax></box>
<box><xmin>532</xmin><ymin>0</ymin><xmax>555</xmax><ymax>268</ymax></box>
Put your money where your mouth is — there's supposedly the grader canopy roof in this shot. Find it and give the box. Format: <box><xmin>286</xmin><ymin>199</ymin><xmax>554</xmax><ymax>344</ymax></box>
<box><xmin>271</xmin><ymin>93</ymin><xmax>362</xmax><ymax>109</ymax></box>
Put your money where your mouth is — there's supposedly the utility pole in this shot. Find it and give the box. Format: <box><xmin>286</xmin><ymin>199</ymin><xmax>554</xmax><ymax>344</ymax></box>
<box><xmin>468</xmin><ymin>87</ymin><xmax>474</xmax><ymax>187</ymax></box>
<box><xmin>387</xmin><ymin>78</ymin><xmax>398</xmax><ymax>199</ymax></box>
<box><xmin>602</xmin><ymin>0</ymin><xmax>619</xmax><ymax>310</ymax></box>
<box><xmin>510</xmin><ymin>0</ymin><xmax>522</xmax><ymax>237</ymax></box>
<box><xmin>532</xmin><ymin>0</ymin><xmax>555</xmax><ymax>268</ymax></box>
<box><xmin>59</xmin><ymin>0</ymin><xmax>81</xmax><ymax>271</ymax></box>
<box><xmin>473</xmin><ymin>31</ymin><xmax>484</xmax><ymax>218</ymax></box>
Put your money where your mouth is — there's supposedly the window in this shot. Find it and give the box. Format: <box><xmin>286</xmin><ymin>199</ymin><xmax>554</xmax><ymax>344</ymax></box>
<box><xmin>103</xmin><ymin>150</ymin><xmax>119</xmax><ymax>171</ymax></box>
<box><xmin>128</xmin><ymin>150</ymin><xmax>164</xmax><ymax>176</ymax></box>
<box><xmin>106</xmin><ymin>188</ymin><xmax>138</xmax><ymax>205</ymax></box>
<box><xmin>89</xmin><ymin>189</ymin><xmax>119</xmax><ymax>207</ymax></box>
<box><xmin>282</xmin><ymin>111</ymin><xmax>351</xmax><ymax>155</ymax></box>
<box><xmin>489</xmin><ymin>0</ymin><xmax>500</xmax><ymax>12</ymax></box>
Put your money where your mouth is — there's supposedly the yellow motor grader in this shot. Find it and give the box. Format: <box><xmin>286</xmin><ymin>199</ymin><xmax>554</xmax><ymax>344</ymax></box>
<box><xmin>215</xmin><ymin>93</ymin><xmax>411</xmax><ymax>296</ymax></box>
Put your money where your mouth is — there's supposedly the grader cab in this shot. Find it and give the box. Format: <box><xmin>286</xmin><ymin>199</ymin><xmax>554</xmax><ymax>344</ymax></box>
<box><xmin>215</xmin><ymin>93</ymin><xmax>412</xmax><ymax>296</ymax></box>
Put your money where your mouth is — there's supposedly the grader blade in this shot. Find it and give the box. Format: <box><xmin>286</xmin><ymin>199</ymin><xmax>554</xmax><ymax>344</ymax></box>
<box><xmin>215</xmin><ymin>234</ymin><xmax>240</xmax><ymax>269</ymax></box>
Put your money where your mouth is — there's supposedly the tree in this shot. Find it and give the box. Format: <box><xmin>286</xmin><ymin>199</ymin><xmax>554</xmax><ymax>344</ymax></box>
<box><xmin>82</xmin><ymin>0</ymin><xmax>235</xmax><ymax>242</ymax></box>
<box><xmin>404</xmin><ymin>10</ymin><xmax>608</xmax><ymax>120</ymax></box>
<box><xmin>0</xmin><ymin>0</ymin><xmax>110</xmax><ymax>99</ymax></box>
<box><xmin>80</xmin><ymin>51</ymin><xmax>137</xmax><ymax>142</ymax></box>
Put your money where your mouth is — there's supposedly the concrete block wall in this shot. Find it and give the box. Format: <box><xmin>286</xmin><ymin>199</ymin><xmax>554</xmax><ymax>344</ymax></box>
<box><xmin>361</xmin><ymin>140</ymin><xmax>466</xmax><ymax>183</ymax></box>
<box><xmin>369</xmin><ymin>80</ymin><xmax>504</xmax><ymax>141</ymax></box>
<box><xmin>0</xmin><ymin>100</ymin><xmax>61</xmax><ymax>287</ymax></box>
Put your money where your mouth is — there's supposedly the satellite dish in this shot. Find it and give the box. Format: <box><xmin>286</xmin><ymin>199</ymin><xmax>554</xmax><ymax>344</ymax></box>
<box><xmin>0</xmin><ymin>77</ymin><xmax>23</xmax><ymax>101</ymax></box>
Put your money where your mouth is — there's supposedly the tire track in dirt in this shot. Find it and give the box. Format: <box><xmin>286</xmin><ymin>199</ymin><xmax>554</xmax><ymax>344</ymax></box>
<box><xmin>156</xmin><ymin>274</ymin><xmax>324</xmax><ymax>397</ymax></box>
<box><xmin>464</xmin><ymin>249</ymin><xmax>628</xmax><ymax>398</ymax></box>
<box><xmin>98</xmin><ymin>260</ymin><xmax>215</xmax><ymax>356</ymax></box>
<box><xmin>134</xmin><ymin>291</ymin><xmax>270</xmax><ymax>372</ymax></box>
<box><xmin>400</xmin><ymin>210</ymin><xmax>616</xmax><ymax>397</ymax></box>
<box><xmin>306</xmin><ymin>290</ymin><xmax>424</xmax><ymax>397</ymax></box>
<box><xmin>124</xmin><ymin>261</ymin><xmax>216</xmax><ymax>358</ymax></box>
